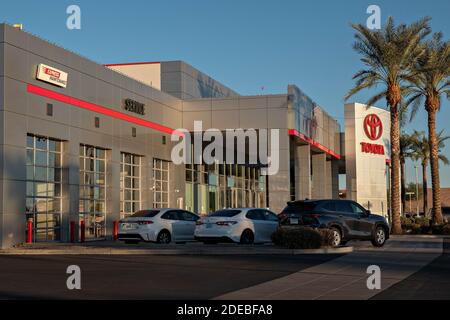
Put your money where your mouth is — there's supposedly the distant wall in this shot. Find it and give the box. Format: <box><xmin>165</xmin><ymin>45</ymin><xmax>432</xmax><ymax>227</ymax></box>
<box><xmin>105</xmin><ymin>62</ymin><xmax>161</xmax><ymax>90</ymax></box>
<box><xmin>161</xmin><ymin>61</ymin><xmax>239</xmax><ymax>99</ymax></box>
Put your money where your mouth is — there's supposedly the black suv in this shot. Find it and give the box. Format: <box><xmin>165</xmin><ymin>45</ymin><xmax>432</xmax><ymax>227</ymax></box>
<box><xmin>279</xmin><ymin>199</ymin><xmax>390</xmax><ymax>247</ymax></box>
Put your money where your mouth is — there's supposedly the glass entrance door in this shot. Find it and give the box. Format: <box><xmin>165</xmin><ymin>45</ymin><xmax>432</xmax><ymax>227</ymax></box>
<box><xmin>225</xmin><ymin>188</ymin><xmax>238</xmax><ymax>208</ymax></box>
<box><xmin>79</xmin><ymin>145</ymin><xmax>107</xmax><ymax>240</ymax></box>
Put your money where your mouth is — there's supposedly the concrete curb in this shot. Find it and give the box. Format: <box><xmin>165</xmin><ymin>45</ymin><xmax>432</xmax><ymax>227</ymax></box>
<box><xmin>0</xmin><ymin>246</ymin><xmax>353</xmax><ymax>255</ymax></box>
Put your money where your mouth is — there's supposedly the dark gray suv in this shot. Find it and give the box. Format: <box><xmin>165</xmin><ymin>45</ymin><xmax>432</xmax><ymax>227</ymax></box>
<box><xmin>278</xmin><ymin>199</ymin><xmax>390</xmax><ymax>247</ymax></box>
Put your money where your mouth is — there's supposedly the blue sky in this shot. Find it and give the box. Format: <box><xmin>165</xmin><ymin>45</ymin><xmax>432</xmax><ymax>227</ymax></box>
<box><xmin>1</xmin><ymin>0</ymin><xmax>449</xmax><ymax>186</ymax></box>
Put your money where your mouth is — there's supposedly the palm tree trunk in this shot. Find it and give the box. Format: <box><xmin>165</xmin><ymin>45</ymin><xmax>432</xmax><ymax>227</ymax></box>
<box><xmin>401</xmin><ymin>159</ymin><xmax>406</xmax><ymax>215</ymax></box>
<box><xmin>390</xmin><ymin>108</ymin><xmax>402</xmax><ymax>234</ymax></box>
<box><xmin>422</xmin><ymin>161</ymin><xmax>428</xmax><ymax>216</ymax></box>
<box><xmin>427</xmin><ymin>109</ymin><xmax>443</xmax><ymax>224</ymax></box>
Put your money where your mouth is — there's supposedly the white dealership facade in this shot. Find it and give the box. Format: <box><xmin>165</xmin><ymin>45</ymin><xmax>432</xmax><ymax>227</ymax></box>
<box><xmin>0</xmin><ymin>24</ymin><xmax>390</xmax><ymax>247</ymax></box>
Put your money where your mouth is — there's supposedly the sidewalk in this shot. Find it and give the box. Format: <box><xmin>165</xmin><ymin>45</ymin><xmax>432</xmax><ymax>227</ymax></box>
<box><xmin>0</xmin><ymin>241</ymin><xmax>352</xmax><ymax>255</ymax></box>
<box><xmin>214</xmin><ymin>235</ymin><xmax>444</xmax><ymax>300</ymax></box>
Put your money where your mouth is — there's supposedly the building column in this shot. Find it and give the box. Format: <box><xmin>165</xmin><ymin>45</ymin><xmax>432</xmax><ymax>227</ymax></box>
<box><xmin>67</xmin><ymin>133</ymin><xmax>81</xmax><ymax>242</ymax></box>
<box><xmin>325</xmin><ymin>159</ymin><xmax>332</xmax><ymax>199</ymax></box>
<box><xmin>294</xmin><ymin>144</ymin><xmax>311</xmax><ymax>200</ymax></box>
<box><xmin>331</xmin><ymin>159</ymin><xmax>340</xmax><ymax>199</ymax></box>
<box><xmin>312</xmin><ymin>153</ymin><xmax>327</xmax><ymax>199</ymax></box>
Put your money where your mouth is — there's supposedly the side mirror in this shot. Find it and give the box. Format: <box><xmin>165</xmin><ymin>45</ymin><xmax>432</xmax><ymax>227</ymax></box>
<box><xmin>366</xmin><ymin>210</ymin><xmax>371</xmax><ymax>215</ymax></box>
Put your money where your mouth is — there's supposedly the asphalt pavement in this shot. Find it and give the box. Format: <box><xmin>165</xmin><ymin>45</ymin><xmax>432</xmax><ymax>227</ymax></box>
<box><xmin>372</xmin><ymin>237</ymin><xmax>450</xmax><ymax>300</ymax></box>
<box><xmin>0</xmin><ymin>254</ymin><xmax>340</xmax><ymax>299</ymax></box>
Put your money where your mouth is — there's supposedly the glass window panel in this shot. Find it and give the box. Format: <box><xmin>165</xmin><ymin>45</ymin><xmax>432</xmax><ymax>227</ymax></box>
<box><xmin>98</xmin><ymin>187</ymin><xmax>105</xmax><ymax>200</ymax></box>
<box><xmin>35</xmin><ymin>137</ymin><xmax>47</xmax><ymax>150</ymax></box>
<box><xmin>27</xmin><ymin>135</ymin><xmax>34</xmax><ymax>148</ymax></box>
<box><xmin>26</xmin><ymin>198</ymin><xmax>35</xmax><ymax>213</ymax></box>
<box><xmin>79</xmin><ymin>158</ymin><xmax>84</xmax><ymax>171</ymax></box>
<box><xmin>34</xmin><ymin>232</ymin><xmax>47</xmax><ymax>242</ymax></box>
<box><xmin>26</xmin><ymin>166</ymin><xmax>34</xmax><ymax>180</ymax></box>
<box><xmin>35</xmin><ymin>151</ymin><xmax>47</xmax><ymax>166</ymax></box>
<box><xmin>26</xmin><ymin>182</ymin><xmax>34</xmax><ymax>197</ymax></box>
<box><xmin>88</xmin><ymin>159</ymin><xmax>95</xmax><ymax>171</ymax></box>
<box><xmin>124</xmin><ymin>189</ymin><xmax>131</xmax><ymax>201</ymax></box>
<box><xmin>88</xmin><ymin>200</ymin><xmax>95</xmax><ymax>213</ymax></box>
<box><xmin>95</xmin><ymin>173</ymin><xmax>105</xmax><ymax>185</ymax></box>
<box><xmin>50</xmin><ymin>140</ymin><xmax>61</xmax><ymax>152</ymax></box>
<box><xmin>26</xmin><ymin>150</ymin><xmax>34</xmax><ymax>166</ymax></box>
<box><xmin>35</xmin><ymin>182</ymin><xmax>47</xmax><ymax>197</ymax></box>
<box><xmin>124</xmin><ymin>202</ymin><xmax>132</xmax><ymax>213</ymax></box>
<box><xmin>125</xmin><ymin>177</ymin><xmax>132</xmax><ymax>188</ymax></box>
<box><xmin>47</xmin><ymin>199</ymin><xmax>61</xmax><ymax>213</ymax></box>
<box><xmin>79</xmin><ymin>200</ymin><xmax>85</xmax><ymax>213</ymax></box>
<box><xmin>35</xmin><ymin>199</ymin><xmax>47</xmax><ymax>213</ymax></box>
<box><xmin>48</xmin><ymin>153</ymin><xmax>56</xmax><ymax>167</ymax></box>
<box><xmin>186</xmin><ymin>170</ymin><xmax>193</xmax><ymax>182</ymax></box>
<box><xmin>96</xmin><ymin>149</ymin><xmax>105</xmax><ymax>159</ymax></box>
<box><xmin>86</xmin><ymin>147</ymin><xmax>94</xmax><ymax>158</ymax></box>
<box><xmin>96</xmin><ymin>160</ymin><xmax>105</xmax><ymax>173</ymax></box>
<box><xmin>95</xmin><ymin>201</ymin><xmax>105</xmax><ymax>213</ymax></box>
<box><xmin>47</xmin><ymin>183</ymin><xmax>55</xmax><ymax>197</ymax></box>
<box><xmin>54</xmin><ymin>184</ymin><xmax>61</xmax><ymax>197</ymax></box>
<box><xmin>48</xmin><ymin>140</ymin><xmax>56</xmax><ymax>152</ymax></box>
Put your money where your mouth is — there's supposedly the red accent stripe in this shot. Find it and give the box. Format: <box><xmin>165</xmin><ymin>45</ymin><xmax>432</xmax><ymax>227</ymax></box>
<box><xmin>104</xmin><ymin>61</ymin><xmax>161</xmax><ymax>67</ymax></box>
<box><xmin>288</xmin><ymin>129</ymin><xmax>341</xmax><ymax>160</ymax></box>
<box><xmin>27</xmin><ymin>84</ymin><xmax>183</xmax><ymax>137</ymax></box>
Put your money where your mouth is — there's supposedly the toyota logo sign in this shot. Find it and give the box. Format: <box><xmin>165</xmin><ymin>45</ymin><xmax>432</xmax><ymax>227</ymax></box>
<box><xmin>363</xmin><ymin>114</ymin><xmax>383</xmax><ymax>140</ymax></box>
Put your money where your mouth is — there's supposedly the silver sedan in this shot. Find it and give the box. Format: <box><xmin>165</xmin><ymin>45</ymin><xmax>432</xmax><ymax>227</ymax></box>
<box><xmin>195</xmin><ymin>208</ymin><xmax>280</xmax><ymax>244</ymax></box>
<box><xmin>118</xmin><ymin>208</ymin><xmax>200</xmax><ymax>244</ymax></box>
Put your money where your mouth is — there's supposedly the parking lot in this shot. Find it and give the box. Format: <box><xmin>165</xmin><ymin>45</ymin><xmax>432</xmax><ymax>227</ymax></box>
<box><xmin>0</xmin><ymin>235</ymin><xmax>448</xmax><ymax>300</ymax></box>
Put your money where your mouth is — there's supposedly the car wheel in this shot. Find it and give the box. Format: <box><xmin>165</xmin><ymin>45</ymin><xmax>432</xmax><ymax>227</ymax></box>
<box><xmin>240</xmin><ymin>229</ymin><xmax>254</xmax><ymax>245</ymax></box>
<box><xmin>157</xmin><ymin>230</ymin><xmax>171</xmax><ymax>244</ymax></box>
<box><xmin>340</xmin><ymin>240</ymin><xmax>348</xmax><ymax>246</ymax></box>
<box><xmin>371</xmin><ymin>226</ymin><xmax>387</xmax><ymax>247</ymax></box>
<box><xmin>330</xmin><ymin>227</ymin><xmax>342</xmax><ymax>247</ymax></box>
<box><xmin>124</xmin><ymin>240</ymin><xmax>140</xmax><ymax>245</ymax></box>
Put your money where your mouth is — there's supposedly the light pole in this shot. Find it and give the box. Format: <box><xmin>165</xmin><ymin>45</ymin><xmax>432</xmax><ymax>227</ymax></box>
<box><xmin>414</xmin><ymin>165</ymin><xmax>419</xmax><ymax>217</ymax></box>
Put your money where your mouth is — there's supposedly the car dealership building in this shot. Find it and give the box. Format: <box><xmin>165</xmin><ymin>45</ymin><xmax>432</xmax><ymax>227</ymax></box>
<box><xmin>0</xmin><ymin>24</ymin><xmax>390</xmax><ymax>247</ymax></box>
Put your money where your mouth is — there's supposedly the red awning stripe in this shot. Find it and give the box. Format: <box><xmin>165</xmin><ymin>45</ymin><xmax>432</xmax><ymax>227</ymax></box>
<box><xmin>27</xmin><ymin>84</ymin><xmax>183</xmax><ymax>137</ymax></box>
<box><xmin>288</xmin><ymin>128</ymin><xmax>341</xmax><ymax>160</ymax></box>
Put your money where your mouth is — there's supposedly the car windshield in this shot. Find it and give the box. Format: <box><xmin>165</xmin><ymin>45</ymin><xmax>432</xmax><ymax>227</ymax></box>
<box><xmin>209</xmin><ymin>209</ymin><xmax>242</xmax><ymax>217</ymax></box>
<box><xmin>281</xmin><ymin>202</ymin><xmax>318</xmax><ymax>214</ymax></box>
<box><xmin>130</xmin><ymin>210</ymin><xmax>160</xmax><ymax>218</ymax></box>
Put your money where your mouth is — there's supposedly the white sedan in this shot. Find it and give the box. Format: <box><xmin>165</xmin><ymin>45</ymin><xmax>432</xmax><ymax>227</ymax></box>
<box><xmin>118</xmin><ymin>208</ymin><xmax>200</xmax><ymax>244</ymax></box>
<box><xmin>194</xmin><ymin>208</ymin><xmax>280</xmax><ymax>244</ymax></box>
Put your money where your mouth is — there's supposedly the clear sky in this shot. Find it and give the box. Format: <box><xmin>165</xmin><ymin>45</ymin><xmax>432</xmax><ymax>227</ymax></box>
<box><xmin>1</xmin><ymin>0</ymin><xmax>449</xmax><ymax>186</ymax></box>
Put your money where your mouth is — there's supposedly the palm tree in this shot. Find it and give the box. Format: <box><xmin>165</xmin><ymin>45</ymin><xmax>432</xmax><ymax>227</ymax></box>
<box><xmin>345</xmin><ymin>17</ymin><xmax>431</xmax><ymax>234</ymax></box>
<box><xmin>410</xmin><ymin>130</ymin><xmax>450</xmax><ymax>216</ymax></box>
<box><xmin>406</xmin><ymin>33</ymin><xmax>450</xmax><ymax>224</ymax></box>
<box><xmin>400</xmin><ymin>132</ymin><xmax>414</xmax><ymax>214</ymax></box>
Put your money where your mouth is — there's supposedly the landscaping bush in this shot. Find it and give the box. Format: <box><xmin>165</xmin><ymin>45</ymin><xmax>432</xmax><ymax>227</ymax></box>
<box><xmin>401</xmin><ymin>216</ymin><xmax>413</xmax><ymax>230</ymax></box>
<box><xmin>443</xmin><ymin>224</ymin><xmax>450</xmax><ymax>235</ymax></box>
<box><xmin>401</xmin><ymin>216</ymin><xmax>432</xmax><ymax>234</ymax></box>
<box><xmin>410</xmin><ymin>223</ymin><xmax>422</xmax><ymax>234</ymax></box>
<box><xmin>317</xmin><ymin>228</ymin><xmax>335</xmax><ymax>247</ymax></box>
<box><xmin>432</xmin><ymin>224</ymin><xmax>450</xmax><ymax>235</ymax></box>
<box><xmin>414</xmin><ymin>216</ymin><xmax>431</xmax><ymax>227</ymax></box>
<box><xmin>271</xmin><ymin>226</ymin><xmax>334</xmax><ymax>249</ymax></box>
